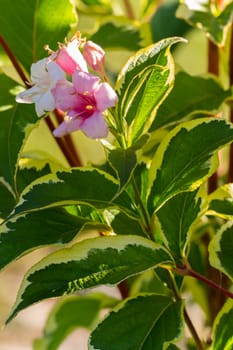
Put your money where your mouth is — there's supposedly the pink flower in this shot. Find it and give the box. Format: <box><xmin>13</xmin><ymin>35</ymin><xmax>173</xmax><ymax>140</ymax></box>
<box><xmin>83</xmin><ymin>41</ymin><xmax>105</xmax><ymax>73</ymax></box>
<box><xmin>16</xmin><ymin>58</ymin><xmax>65</xmax><ymax>117</ymax></box>
<box><xmin>51</xmin><ymin>37</ymin><xmax>88</xmax><ymax>75</ymax></box>
<box><xmin>52</xmin><ymin>71</ymin><xmax>118</xmax><ymax>138</ymax></box>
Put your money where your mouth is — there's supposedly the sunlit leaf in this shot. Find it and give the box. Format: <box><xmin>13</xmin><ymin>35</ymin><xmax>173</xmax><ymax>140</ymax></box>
<box><xmin>0</xmin><ymin>0</ymin><xmax>77</xmax><ymax>71</ymax></box>
<box><xmin>7</xmin><ymin>235</ymin><xmax>172</xmax><ymax>322</ymax></box>
<box><xmin>209</xmin><ymin>221</ymin><xmax>233</xmax><ymax>281</ymax></box>
<box><xmin>212</xmin><ymin>299</ymin><xmax>233</xmax><ymax>350</ymax></box>
<box><xmin>207</xmin><ymin>183</ymin><xmax>233</xmax><ymax>219</ymax></box>
<box><xmin>116</xmin><ymin>37</ymin><xmax>186</xmax><ymax>145</ymax></box>
<box><xmin>148</xmin><ymin>118</ymin><xmax>233</xmax><ymax>214</ymax></box>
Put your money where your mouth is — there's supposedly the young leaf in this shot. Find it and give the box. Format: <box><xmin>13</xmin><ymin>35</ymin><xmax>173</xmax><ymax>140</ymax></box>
<box><xmin>89</xmin><ymin>294</ymin><xmax>177</xmax><ymax>350</ymax></box>
<box><xmin>33</xmin><ymin>293</ymin><xmax>118</xmax><ymax>350</ymax></box>
<box><xmin>0</xmin><ymin>0</ymin><xmax>77</xmax><ymax>71</ymax></box>
<box><xmin>207</xmin><ymin>183</ymin><xmax>233</xmax><ymax>220</ymax></box>
<box><xmin>116</xmin><ymin>37</ymin><xmax>186</xmax><ymax>145</ymax></box>
<box><xmin>176</xmin><ymin>1</ymin><xmax>233</xmax><ymax>46</ymax></box>
<box><xmin>7</xmin><ymin>235</ymin><xmax>172</xmax><ymax>323</ymax></box>
<box><xmin>0</xmin><ymin>207</ymin><xmax>110</xmax><ymax>270</ymax></box>
<box><xmin>148</xmin><ymin>118</ymin><xmax>233</xmax><ymax>214</ymax></box>
<box><xmin>150</xmin><ymin>71</ymin><xmax>232</xmax><ymax>130</ymax></box>
<box><xmin>155</xmin><ymin>189</ymin><xmax>205</xmax><ymax>259</ymax></box>
<box><xmin>211</xmin><ymin>299</ymin><xmax>233</xmax><ymax>350</ymax></box>
<box><xmin>209</xmin><ymin>221</ymin><xmax>233</xmax><ymax>281</ymax></box>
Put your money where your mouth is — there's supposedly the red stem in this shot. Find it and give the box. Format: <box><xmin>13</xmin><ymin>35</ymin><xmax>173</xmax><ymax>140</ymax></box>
<box><xmin>207</xmin><ymin>39</ymin><xmax>219</xmax><ymax>193</ymax></box>
<box><xmin>176</xmin><ymin>264</ymin><xmax>233</xmax><ymax>300</ymax></box>
<box><xmin>0</xmin><ymin>35</ymin><xmax>28</xmax><ymax>84</ymax></box>
<box><xmin>228</xmin><ymin>25</ymin><xmax>233</xmax><ymax>182</ymax></box>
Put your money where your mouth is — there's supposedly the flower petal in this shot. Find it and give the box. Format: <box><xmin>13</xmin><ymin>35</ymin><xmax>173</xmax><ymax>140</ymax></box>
<box><xmin>52</xmin><ymin>80</ymin><xmax>77</xmax><ymax>112</ymax></box>
<box><xmin>53</xmin><ymin>117</ymin><xmax>82</xmax><ymax>137</ymax></box>
<box><xmin>30</xmin><ymin>58</ymin><xmax>49</xmax><ymax>83</ymax></box>
<box><xmin>94</xmin><ymin>82</ymin><xmax>118</xmax><ymax>111</ymax></box>
<box><xmin>47</xmin><ymin>61</ymin><xmax>66</xmax><ymax>85</ymax></box>
<box><xmin>72</xmin><ymin>71</ymin><xmax>99</xmax><ymax>94</ymax></box>
<box><xmin>80</xmin><ymin>111</ymin><xmax>108</xmax><ymax>138</ymax></box>
<box><xmin>35</xmin><ymin>90</ymin><xmax>55</xmax><ymax>117</ymax></box>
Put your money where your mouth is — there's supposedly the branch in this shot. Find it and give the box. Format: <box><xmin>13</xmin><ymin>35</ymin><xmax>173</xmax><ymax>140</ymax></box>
<box><xmin>175</xmin><ymin>264</ymin><xmax>233</xmax><ymax>300</ymax></box>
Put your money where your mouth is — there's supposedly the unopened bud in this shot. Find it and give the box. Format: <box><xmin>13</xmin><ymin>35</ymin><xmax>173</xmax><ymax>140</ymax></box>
<box><xmin>83</xmin><ymin>41</ymin><xmax>105</xmax><ymax>73</ymax></box>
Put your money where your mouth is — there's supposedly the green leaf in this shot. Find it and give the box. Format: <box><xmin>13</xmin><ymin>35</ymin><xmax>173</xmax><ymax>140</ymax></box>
<box><xmin>116</xmin><ymin>37</ymin><xmax>186</xmax><ymax>145</ymax></box>
<box><xmin>109</xmin><ymin>210</ymin><xmax>146</xmax><ymax>236</ymax></box>
<box><xmin>151</xmin><ymin>2</ymin><xmax>190</xmax><ymax>42</ymax></box>
<box><xmin>211</xmin><ymin>299</ymin><xmax>233</xmax><ymax>350</ymax></box>
<box><xmin>207</xmin><ymin>184</ymin><xmax>233</xmax><ymax>219</ymax></box>
<box><xmin>141</xmin><ymin>300</ymin><xmax>183</xmax><ymax>350</ymax></box>
<box><xmin>11</xmin><ymin>167</ymin><xmax>139</xmax><ymax>219</ymax></box>
<box><xmin>155</xmin><ymin>189</ymin><xmax>205</xmax><ymax>259</ymax></box>
<box><xmin>0</xmin><ymin>207</ymin><xmax>109</xmax><ymax>270</ymax></box>
<box><xmin>176</xmin><ymin>1</ymin><xmax>233</xmax><ymax>46</ymax></box>
<box><xmin>16</xmin><ymin>163</ymin><xmax>51</xmax><ymax>194</ymax></box>
<box><xmin>90</xmin><ymin>20</ymin><xmax>143</xmax><ymax>50</ymax></box>
<box><xmin>0</xmin><ymin>74</ymin><xmax>39</xmax><ymax>192</ymax></box>
<box><xmin>0</xmin><ymin>0</ymin><xmax>77</xmax><ymax>71</ymax></box>
<box><xmin>34</xmin><ymin>293</ymin><xmax>118</xmax><ymax>350</ymax></box>
<box><xmin>150</xmin><ymin>71</ymin><xmax>232</xmax><ymax>130</ymax></box>
<box><xmin>11</xmin><ymin>168</ymin><xmax>119</xmax><ymax>216</ymax></box>
<box><xmin>166</xmin><ymin>345</ymin><xmax>181</xmax><ymax>350</ymax></box>
<box><xmin>130</xmin><ymin>270</ymin><xmax>170</xmax><ymax>296</ymax></box>
<box><xmin>209</xmin><ymin>221</ymin><xmax>233</xmax><ymax>281</ymax></box>
<box><xmin>0</xmin><ymin>181</ymin><xmax>15</xmax><ymax>219</ymax></box>
<box><xmin>108</xmin><ymin>148</ymin><xmax>137</xmax><ymax>192</ymax></box>
<box><xmin>7</xmin><ymin>235</ymin><xmax>172</xmax><ymax>322</ymax></box>
<box><xmin>148</xmin><ymin>118</ymin><xmax>233</xmax><ymax>214</ymax></box>
<box><xmin>89</xmin><ymin>294</ymin><xmax>174</xmax><ymax>350</ymax></box>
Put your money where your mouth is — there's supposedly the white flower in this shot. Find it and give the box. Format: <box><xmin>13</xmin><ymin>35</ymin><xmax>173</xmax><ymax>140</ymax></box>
<box><xmin>16</xmin><ymin>57</ymin><xmax>65</xmax><ymax>117</ymax></box>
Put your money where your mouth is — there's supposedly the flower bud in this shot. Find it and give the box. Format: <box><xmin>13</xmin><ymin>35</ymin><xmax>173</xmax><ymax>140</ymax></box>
<box><xmin>83</xmin><ymin>41</ymin><xmax>105</xmax><ymax>73</ymax></box>
<box><xmin>51</xmin><ymin>38</ymin><xmax>88</xmax><ymax>75</ymax></box>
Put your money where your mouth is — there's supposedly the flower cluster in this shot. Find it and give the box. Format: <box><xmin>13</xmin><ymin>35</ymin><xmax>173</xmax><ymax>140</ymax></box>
<box><xmin>16</xmin><ymin>34</ymin><xmax>118</xmax><ymax>139</ymax></box>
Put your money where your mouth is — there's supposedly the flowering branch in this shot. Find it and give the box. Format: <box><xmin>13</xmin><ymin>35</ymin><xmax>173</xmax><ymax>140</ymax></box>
<box><xmin>0</xmin><ymin>35</ymin><xmax>82</xmax><ymax>168</ymax></box>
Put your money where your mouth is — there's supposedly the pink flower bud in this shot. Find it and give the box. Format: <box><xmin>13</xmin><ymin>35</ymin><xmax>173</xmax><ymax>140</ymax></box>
<box><xmin>52</xmin><ymin>38</ymin><xmax>88</xmax><ymax>75</ymax></box>
<box><xmin>83</xmin><ymin>41</ymin><xmax>105</xmax><ymax>73</ymax></box>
